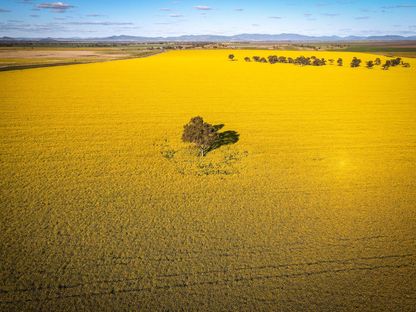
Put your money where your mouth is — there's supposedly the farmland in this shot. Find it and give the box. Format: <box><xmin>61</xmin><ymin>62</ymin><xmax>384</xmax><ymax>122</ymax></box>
<box><xmin>0</xmin><ymin>46</ymin><xmax>162</xmax><ymax>71</ymax></box>
<box><xmin>0</xmin><ymin>50</ymin><xmax>415</xmax><ymax>311</ymax></box>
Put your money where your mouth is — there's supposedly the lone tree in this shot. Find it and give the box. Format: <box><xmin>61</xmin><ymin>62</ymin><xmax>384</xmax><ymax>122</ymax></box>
<box><xmin>228</xmin><ymin>54</ymin><xmax>235</xmax><ymax>61</ymax></box>
<box><xmin>182</xmin><ymin>117</ymin><xmax>220</xmax><ymax>156</ymax></box>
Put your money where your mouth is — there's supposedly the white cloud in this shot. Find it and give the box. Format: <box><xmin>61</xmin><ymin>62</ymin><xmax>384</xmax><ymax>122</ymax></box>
<box><xmin>37</xmin><ymin>2</ymin><xmax>74</xmax><ymax>13</ymax></box>
<box><xmin>194</xmin><ymin>5</ymin><xmax>212</xmax><ymax>11</ymax></box>
<box><xmin>382</xmin><ymin>5</ymin><xmax>416</xmax><ymax>9</ymax></box>
<box><xmin>86</xmin><ymin>14</ymin><xmax>106</xmax><ymax>17</ymax></box>
<box><xmin>66</xmin><ymin>21</ymin><xmax>134</xmax><ymax>26</ymax></box>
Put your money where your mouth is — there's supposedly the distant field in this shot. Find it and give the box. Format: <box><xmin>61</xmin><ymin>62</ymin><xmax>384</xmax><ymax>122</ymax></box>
<box><xmin>344</xmin><ymin>46</ymin><xmax>416</xmax><ymax>52</ymax></box>
<box><xmin>0</xmin><ymin>47</ymin><xmax>160</xmax><ymax>71</ymax></box>
<box><xmin>0</xmin><ymin>50</ymin><xmax>415</xmax><ymax>311</ymax></box>
<box><xmin>225</xmin><ymin>40</ymin><xmax>416</xmax><ymax>57</ymax></box>
<box><xmin>333</xmin><ymin>41</ymin><xmax>416</xmax><ymax>57</ymax></box>
<box><xmin>341</xmin><ymin>46</ymin><xmax>416</xmax><ymax>58</ymax></box>
<box><xmin>2</xmin><ymin>40</ymin><xmax>416</xmax><ymax>71</ymax></box>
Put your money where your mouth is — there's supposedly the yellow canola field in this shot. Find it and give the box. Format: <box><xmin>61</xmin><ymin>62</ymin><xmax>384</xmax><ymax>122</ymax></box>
<box><xmin>1</xmin><ymin>50</ymin><xmax>415</xmax><ymax>311</ymax></box>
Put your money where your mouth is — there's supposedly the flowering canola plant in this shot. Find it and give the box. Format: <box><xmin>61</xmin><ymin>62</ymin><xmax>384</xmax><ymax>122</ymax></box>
<box><xmin>0</xmin><ymin>50</ymin><xmax>415</xmax><ymax>311</ymax></box>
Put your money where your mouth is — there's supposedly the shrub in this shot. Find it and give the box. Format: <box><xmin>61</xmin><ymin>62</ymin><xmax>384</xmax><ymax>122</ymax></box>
<box><xmin>182</xmin><ymin>117</ymin><xmax>220</xmax><ymax>156</ymax></box>
<box><xmin>228</xmin><ymin>54</ymin><xmax>235</xmax><ymax>61</ymax></box>
<box><xmin>374</xmin><ymin>58</ymin><xmax>381</xmax><ymax>65</ymax></box>
<box><xmin>337</xmin><ymin>58</ymin><xmax>343</xmax><ymax>66</ymax></box>
<box><xmin>244</xmin><ymin>57</ymin><xmax>251</xmax><ymax>62</ymax></box>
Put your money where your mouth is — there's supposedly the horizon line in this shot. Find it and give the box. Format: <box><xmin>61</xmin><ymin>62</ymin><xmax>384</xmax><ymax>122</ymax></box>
<box><xmin>2</xmin><ymin>33</ymin><xmax>416</xmax><ymax>40</ymax></box>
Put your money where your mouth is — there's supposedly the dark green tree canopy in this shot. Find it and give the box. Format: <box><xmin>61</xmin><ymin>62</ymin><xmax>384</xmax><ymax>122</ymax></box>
<box><xmin>350</xmin><ymin>57</ymin><xmax>362</xmax><ymax>68</ymax></box>
<box><xmin>182</xmin><ymin>116</ymin><xmax>220</xmax><ymax>156</ymax></box>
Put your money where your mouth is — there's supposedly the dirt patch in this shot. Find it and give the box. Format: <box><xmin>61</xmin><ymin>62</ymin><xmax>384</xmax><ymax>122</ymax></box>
<box><xmin>0</xmin><ymin>50</ymin><xmax>127</xmax><ymax>59</ymax></box>
<box><xmin>0</xmin><ymin>48</ymin><xmax>161</xmax><ymax>71</ymax></box>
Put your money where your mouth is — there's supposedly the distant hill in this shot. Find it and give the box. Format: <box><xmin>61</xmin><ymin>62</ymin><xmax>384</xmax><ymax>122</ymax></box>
<box><xmin>2</xmin><ymin>33</ymin><xmax>416</xmax><ymax>43</ymax></box>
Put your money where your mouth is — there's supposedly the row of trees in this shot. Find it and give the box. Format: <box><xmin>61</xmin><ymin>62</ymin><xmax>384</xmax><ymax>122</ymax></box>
<box><xmin>356</xmin><ymin>57</ymin><xmax>410</xmax><ymax>69</ymax></box>
<box><xmin>380</xmin><ymin>57</ymin><xmax>410</xmax><ymax>70</ymax></box>
<box><xmin>229</xmin><ymin>54</ymin><xmax>411</xmax><ymax>69</ymax></box>
<box><xmin>247</xmin><ymin>55</ymin><xmax>332</xmax><ymax>66</ymax></box>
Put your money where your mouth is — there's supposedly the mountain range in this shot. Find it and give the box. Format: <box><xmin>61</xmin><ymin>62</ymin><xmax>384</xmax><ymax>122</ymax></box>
<box><xmin>2</xmin><ymin>33</ymin><xmax>416</xmax><ymax>42</ymax></box>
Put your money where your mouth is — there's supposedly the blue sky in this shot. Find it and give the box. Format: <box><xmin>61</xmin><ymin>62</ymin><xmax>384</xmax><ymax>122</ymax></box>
<box><xmin>1</xmin><ymin>0</ymin><xmax>416</xmax><ymax>37</ymax></box>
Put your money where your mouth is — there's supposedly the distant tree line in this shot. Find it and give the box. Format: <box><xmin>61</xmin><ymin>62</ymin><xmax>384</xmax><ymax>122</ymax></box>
<box><xmin>230</xmin><ymin>54</ymin><xmax>411</xmax><ymax>69</ymax></box>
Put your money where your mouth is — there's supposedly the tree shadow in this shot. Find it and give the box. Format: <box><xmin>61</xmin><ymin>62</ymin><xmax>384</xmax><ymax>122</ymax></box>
<box><xmin>208</xmin><ymin>126</ymin><xmax>240</xmax><ymax>153</ymax></box>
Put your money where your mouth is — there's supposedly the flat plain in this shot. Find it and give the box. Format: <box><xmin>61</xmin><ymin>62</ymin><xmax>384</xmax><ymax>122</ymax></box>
<box><xmin>0</xmin><ymin>46</ymin><xmax>160</xmax><ymax>71</ymax></box>
<box><xmin>0</xmin><ymin>50</ymin><xmax>415</xmax><ymax>311</ymax></box>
